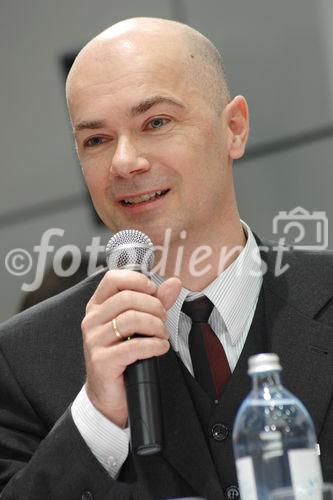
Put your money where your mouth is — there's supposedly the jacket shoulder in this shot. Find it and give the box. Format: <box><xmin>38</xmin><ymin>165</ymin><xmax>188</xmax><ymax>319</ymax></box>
<box><xmin>0</xmin><ymin>268</ymin><xmax>106</xmax><ymax>349</ymax></box>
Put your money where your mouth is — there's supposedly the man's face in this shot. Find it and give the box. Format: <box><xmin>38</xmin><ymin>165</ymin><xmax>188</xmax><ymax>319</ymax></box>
<box><xmin>69</xmin><ymin>38</ymin><xmax>234</xmax><ymax>246</ymax></box>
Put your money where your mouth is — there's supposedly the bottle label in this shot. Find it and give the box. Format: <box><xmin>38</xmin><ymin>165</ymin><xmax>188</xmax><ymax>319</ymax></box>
<box><xmin>235</xmin><ymin>456</ymin><xmax>258</xmax><ymax>500</ymax></box>
<box><xmin>288</xmin><ymin>449</ymin><xmax>323</xmax><ymax>494</ymax></box>
<box><xmin>236</xmin><ymin>449</ymin><xmax>322</xmax><ymax>500</ymax></box>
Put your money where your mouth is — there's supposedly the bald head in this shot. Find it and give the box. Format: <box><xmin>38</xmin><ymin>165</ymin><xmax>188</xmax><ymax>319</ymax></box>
<box><xmin>66</xmin><ymin>17</ymin><xmax>230</xmax><ymax>113</ymax></box>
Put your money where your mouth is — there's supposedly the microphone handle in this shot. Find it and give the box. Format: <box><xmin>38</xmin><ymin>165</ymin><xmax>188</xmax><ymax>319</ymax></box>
<box><xmin>124</xmin><ymin>351</ymin><xmax>163</xmax><ymax>455</ymax></box>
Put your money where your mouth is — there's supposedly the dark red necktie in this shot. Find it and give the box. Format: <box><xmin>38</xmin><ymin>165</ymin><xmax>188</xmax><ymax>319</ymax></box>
<box><xmin>182</xmin><ymin>296</ymin><xmax>231</xmax><ymax>400</ymax></box>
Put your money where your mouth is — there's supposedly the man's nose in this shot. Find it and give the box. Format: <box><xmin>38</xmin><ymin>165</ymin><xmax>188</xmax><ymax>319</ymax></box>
<box><xmin>110</xmin><ymin>136</ymin><xmax>150</xmax><ymax>179</ymax></box>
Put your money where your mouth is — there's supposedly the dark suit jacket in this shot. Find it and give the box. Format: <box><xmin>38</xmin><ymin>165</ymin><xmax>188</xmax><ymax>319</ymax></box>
<box><xmin>0</xmin><ymin>241</ymin><xmax>332</xmax><ymax>500</ymax></box>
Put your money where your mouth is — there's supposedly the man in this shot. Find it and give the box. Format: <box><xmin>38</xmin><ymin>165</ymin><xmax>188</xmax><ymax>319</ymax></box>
<box><xmin>0</xmin><ymin>17</ymin><xmax>332</xmax><ymax>500</ymax></box>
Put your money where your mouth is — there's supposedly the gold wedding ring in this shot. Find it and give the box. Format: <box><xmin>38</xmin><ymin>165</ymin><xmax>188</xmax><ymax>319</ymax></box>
<box><xmin>111</xmin><ymin>318</ymin><xmax>123</xmax><ymax>340</ymax></box>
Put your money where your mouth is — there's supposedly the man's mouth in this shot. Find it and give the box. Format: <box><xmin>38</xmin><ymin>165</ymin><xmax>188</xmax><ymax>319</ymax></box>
<box><xmin>120</xmin><ymin>189</ymin><xmax>170</xmax><ymax>206</ymax></box>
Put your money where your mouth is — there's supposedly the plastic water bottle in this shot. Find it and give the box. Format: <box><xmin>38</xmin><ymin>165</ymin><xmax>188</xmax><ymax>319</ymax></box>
<box><xmin>232</xmin><ymin>353</ymin><xmax>322</xmax><ymax>500</ymax></box>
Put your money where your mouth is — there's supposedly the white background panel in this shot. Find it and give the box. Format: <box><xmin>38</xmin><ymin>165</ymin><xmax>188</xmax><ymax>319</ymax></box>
<box><xmin>234</xmin><ymin>137</ymin><xmax>333</xmax><ymax>248</ymax></box>
<box><xmin>183</xmin><ymin>0</ymin><xmax>333</xmax><ymax>145</ymax></box>
<box><xmin>0</xmin><ymin>0</ymin><xmax>173</xmax><ymax>213</ymax></box>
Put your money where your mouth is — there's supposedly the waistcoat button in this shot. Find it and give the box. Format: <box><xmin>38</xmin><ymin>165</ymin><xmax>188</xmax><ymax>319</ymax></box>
<box><xmin>81</xmin><ymin>491</ymin><xmax>94</xmax><ymax>500</ymax></box>
<box><xmin>211</xmin><ymin>422</ymin><xmax>229</xmax><ymax>441</ymax></box>
<box><xmin>225</xmin><ymin>485</ymin><xmax>240</xmax><ymax>499</ymax></box>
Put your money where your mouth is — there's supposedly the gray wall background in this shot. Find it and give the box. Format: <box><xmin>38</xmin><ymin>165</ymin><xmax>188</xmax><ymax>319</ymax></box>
<box><xmin>1</xmin><ymin>0</ymin><xmax>333</xmax><ymax>321</ymax></box>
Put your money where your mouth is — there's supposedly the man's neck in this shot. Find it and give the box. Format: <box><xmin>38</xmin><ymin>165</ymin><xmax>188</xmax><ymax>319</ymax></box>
<box><xmin>156</xmin><ymin>218</ymin><xmax>246</xmax><ymax>291</ymax></box>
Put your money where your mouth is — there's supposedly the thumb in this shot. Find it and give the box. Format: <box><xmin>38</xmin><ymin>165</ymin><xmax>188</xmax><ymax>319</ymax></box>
<box><xmin>157</xmin><ymin>277</ymin><xmax>182</xmax><ymax>311</ymax></box>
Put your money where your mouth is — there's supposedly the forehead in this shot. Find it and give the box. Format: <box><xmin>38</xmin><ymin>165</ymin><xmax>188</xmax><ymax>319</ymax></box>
<box><xmin>67</xmin><ymin>39</ymin><xmax>197</xmax><ymax>114</ymax></box>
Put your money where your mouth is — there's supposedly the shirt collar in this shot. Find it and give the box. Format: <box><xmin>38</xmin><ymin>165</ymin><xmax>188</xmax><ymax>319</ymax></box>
<box><xmin>151</xmin><ymin>221</ymin><xmax>263</xmax><ymax>351</ymax></box>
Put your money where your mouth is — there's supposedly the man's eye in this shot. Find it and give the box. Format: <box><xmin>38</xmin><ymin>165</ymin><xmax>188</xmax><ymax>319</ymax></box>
<box><xmin>146</xmin><ymin>117</ymin><xmax>170</xmax><ymax>129</ymax></box>
<box><xmin>84</xmin><ymin>136</ymin><xmax>106</xmax><ymax>147</ymax></box>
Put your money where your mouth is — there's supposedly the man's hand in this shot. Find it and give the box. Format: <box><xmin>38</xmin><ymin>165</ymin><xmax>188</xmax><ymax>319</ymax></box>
<box><xmin>81</xmin><ymin>270</ymin><xmax>181</xmax><ymax>428</ymax></box>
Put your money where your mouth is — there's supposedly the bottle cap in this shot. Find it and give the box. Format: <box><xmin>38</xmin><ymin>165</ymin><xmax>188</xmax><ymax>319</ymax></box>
<box><xmin>248</xmin><ymin>353</ymin><xmax>282</xmax><ymax>375</ymax></box>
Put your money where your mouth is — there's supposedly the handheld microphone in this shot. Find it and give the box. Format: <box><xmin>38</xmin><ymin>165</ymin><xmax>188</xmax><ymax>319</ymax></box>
<box><xmin>105</xmin><ymin>229</ymin><xmax>163</xmax><ymax>455</ymax></box>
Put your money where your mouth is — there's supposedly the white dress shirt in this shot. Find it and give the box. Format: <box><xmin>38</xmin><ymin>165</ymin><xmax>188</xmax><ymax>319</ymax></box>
<box><xmin>71</xmin><ymin>222</ymin><xmax>263</xmax><ymax>478</ymax></box>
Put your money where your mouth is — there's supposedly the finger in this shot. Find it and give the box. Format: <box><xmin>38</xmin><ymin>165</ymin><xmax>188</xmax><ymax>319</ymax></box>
<box><xmin>87</xmin><ymin>270</ymin><xmax>157</xmax><ymax>307</ymax></box>
<box><xmin>84</xmin><ymin>309</ymin><xmax>169</xmax><ymax>350</ymax></box>
<box><xmin>116</xmin><ymin>310</ymin><xmax>169</xmax><ymax>340</ymax></box>
<box><xmin>85</xmin><ymin>291</ymin><xmax>167</xmax><ymax>329</ymax></box>
<box><xmin>96</xmin><ymin>337</ymin><xmax>170</xmax><ymax>377</ymax></box>
<box><xmin>83</xmin><ymin>321</ymin><xmax>122</xmax><ymax>351</ymax></box>
<box><xmin>157</xmin><ymin>277</ymin><xmax>182</xmax><ymax>310</ymax></box>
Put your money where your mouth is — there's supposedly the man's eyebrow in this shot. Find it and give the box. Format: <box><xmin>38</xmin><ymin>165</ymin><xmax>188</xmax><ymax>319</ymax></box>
<box><xmin>130</xmin><ymin>96</ymin><xmax>186</xmax><ymax>117</ymax></box>
<box><xmin>74</xmin><ymin>96</ymin><xmax>185</xmax><ymax>132</ymax></box>
<box><xmin>74</xmin><ymin>120</ymin><xmax>107</xmax><ymax>132</ymax></box>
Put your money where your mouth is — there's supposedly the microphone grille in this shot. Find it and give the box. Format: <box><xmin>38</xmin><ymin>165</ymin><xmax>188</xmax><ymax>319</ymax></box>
<box><xmin>105</xmin><ymin>229</ymin><xmax>154</xmax><ymax>273</ymax></box>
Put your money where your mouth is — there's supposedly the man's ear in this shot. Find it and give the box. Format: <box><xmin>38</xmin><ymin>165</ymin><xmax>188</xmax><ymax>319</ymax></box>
<box><xmin>224</xmin><ymin>95</ymin><xmax>249</xmax><ymax>160</ymax></box>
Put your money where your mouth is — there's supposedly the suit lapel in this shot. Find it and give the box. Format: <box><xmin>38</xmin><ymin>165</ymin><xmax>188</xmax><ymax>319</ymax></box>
<box><xmin>264</xmin><ymin>285</ymin><xmax>333</xmax><ymax>435</ymax></box>
<box><xmin>261</xmin><ymin>243</ymin><xmax>333</xmax><ymax>436</ymax></box>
